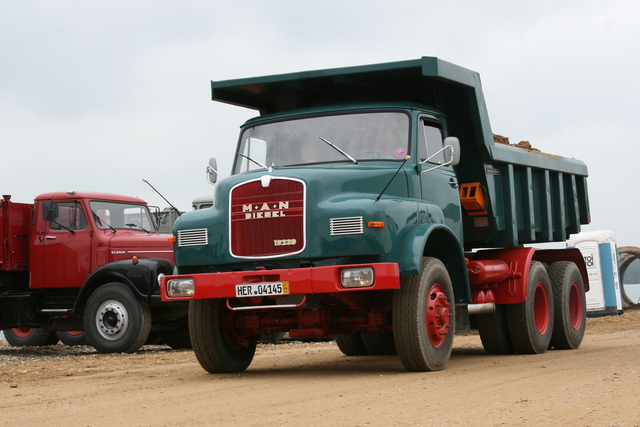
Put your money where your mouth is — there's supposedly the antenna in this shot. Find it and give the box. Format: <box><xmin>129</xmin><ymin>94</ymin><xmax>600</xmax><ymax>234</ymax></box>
<box><xmin>376</xmin><ymin>156</ymin><xmax>411</xmax><ymax>202</ymax></box>
<box><xmin>142</xmin><ymin>178</ymin><xmax>181</xmax><ymax>216</ymax></box>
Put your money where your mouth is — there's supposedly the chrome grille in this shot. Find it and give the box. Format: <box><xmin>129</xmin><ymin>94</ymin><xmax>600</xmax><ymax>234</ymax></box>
<box><xmin>330</xmin><ymin>216</ymin><xmax>364</xmax><ymax>236</ymax></box>
<box><xmin>177</xmin><ymin>228</ymin><xmax>208</xmax><ymax>247</ymax></box>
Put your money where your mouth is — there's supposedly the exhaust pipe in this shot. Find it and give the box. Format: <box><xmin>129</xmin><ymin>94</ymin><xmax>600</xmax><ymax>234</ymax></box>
<box><xmin>467</xmin><ymin>302</ymin><xmax>496</xmax><ymax>315</ymax></box>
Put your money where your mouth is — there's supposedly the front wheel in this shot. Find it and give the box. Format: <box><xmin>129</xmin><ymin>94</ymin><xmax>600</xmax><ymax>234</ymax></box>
<box><xmin>3</xmin><ymin>328</ymin><xmax>59</xmax><ymax>346</ymax></box>
<box><xmin>83</xmin><ymin>283</ymin><xmax>151</xmax><ymax>353</ymax></box>
<box><xmin>189</xmin><ymin>299</ymin><xmax>258</xmax><ymax>373</ymax></box>
<box><xmin>393</xmin><ymin>257</ymin><xmax>455</xmax><ymax>372</ymax></box>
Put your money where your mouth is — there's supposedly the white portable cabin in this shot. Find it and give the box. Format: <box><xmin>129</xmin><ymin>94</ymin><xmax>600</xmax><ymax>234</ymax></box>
<box><xmin>567</xmin><ymin>230</ymin><xmax>623</xmax><ymax>316</ymax></box>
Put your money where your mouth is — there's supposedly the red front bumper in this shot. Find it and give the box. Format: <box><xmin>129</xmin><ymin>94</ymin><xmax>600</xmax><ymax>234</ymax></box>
<box><xmin>160</xmin><ymin>263</ymin><xmax>400</xmax><ymax>301</ymax></box>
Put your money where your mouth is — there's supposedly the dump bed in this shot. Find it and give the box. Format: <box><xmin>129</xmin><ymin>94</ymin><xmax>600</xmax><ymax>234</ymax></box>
<box><xmin>210</xmin><ymin>57</ymin><xmax>590</xmax><ymax>249</ymax></box>
<box><xmin>0</xmin><ymin>195</ymin><xmax>31</xmax><ymax>271</ymax></box>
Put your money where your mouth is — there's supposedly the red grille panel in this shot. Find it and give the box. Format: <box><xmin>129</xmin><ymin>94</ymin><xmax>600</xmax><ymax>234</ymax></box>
<box><xmin>230</xmin><ymin>178</ymin><xmax>304</xmax><ymax>257</ymax></box>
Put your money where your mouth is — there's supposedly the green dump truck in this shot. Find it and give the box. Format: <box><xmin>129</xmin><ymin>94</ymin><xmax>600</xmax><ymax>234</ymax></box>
<box><xmin>160</xmin><ymin>57</ymin><xmax>590</xmax><ymax>373</ymax></box>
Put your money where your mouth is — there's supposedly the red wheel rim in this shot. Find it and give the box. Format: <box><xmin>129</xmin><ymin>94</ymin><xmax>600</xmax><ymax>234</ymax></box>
<box><xmin>568</xmin><ymin>281</ymin><xmax>584</xmax><ymax>330</ymax></box>
<box><xmin>67</xmin><ymin>331</ymin><xmax>84</xmax><ymax>336</ymax></box>
<box><xmin>425</xmin><ymin>283</ymin><xmax>451</xmax><ymax>348</ymax></box>
<box><xmin>533</xmin><ymin>282</ymin><xmax>550</xmax><ymax>334</ymax></box>
<box><xmin>12</xmin><ymin>328</ymin><xmax>34</xmax><ymax>338</ymax></box>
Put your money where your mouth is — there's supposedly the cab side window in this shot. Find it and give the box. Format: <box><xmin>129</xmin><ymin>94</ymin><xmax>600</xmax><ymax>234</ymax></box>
<box><xmin>49</xmin><ymin>202</ymin><xmax>88</xmax><ymax>230</ymax></box>
<box><xmin>418</xmin><ymin>120</ymin><xmax>445</xmax><ymax>165</ymax></box>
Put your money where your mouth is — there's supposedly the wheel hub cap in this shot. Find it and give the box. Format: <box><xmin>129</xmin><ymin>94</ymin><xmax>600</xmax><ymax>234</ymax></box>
<box><xmin>96</xmin><ymin>300</ymin><xmax>128</xmax><ymax>340</ymax></box>
<box><xmin>426</xmin><ymin>284</ymin><xmax>451</xmax><ymax>348</ymax></box>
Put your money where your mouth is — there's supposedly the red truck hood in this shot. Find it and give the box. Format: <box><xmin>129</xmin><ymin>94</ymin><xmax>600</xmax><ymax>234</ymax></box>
<box><xmin>107</xmin><ymin>233</ymin><xmax>174</xmax><ymax>262</ymax></box>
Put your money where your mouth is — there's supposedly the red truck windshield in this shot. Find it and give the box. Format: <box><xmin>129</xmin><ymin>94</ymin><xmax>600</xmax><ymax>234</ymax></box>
<box><xmin>233</xmin><ymin>111</ymin><xmax>410</xmax><ymax>174</ymax></box>
<box><xmin>90</xmin><ymin>200</ymin><xmax>156</xmax><ymax>232</ymax></box>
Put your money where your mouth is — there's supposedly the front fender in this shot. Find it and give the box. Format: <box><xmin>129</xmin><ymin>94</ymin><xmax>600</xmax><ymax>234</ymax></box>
<box><xmin>74</xmin><ymin>258</ymin><xmax>175</xmax><ymax>314</ymax></box>
<box><xmin>399</xmin><ymin>223</ymin><xmax>470</xmax><ymax>304</ymax></box>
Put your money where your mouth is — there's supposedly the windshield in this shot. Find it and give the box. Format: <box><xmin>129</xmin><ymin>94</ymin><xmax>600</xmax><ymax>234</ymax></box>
<box><xmin>90</xmin><ymin>200</ymin><xmax>156</xmax><ymax>232</ymax></box>
<box><xmin>233</xmin><ymin>111</ymin><xmax>410</xmax><ymax>173</ymax></box>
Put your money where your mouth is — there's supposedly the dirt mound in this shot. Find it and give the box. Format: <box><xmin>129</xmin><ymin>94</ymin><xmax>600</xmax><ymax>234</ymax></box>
<box><xmin>493</xmin><ymin>133</ymin><xmax>564</xmax><ymax>159</ymax></box>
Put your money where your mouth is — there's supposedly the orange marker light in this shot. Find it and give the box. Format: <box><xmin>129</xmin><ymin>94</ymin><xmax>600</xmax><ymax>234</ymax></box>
<box><xmin>367</xmin><ymin>221</ymin><xmax>385</xmax><ymax>228</ymax></box>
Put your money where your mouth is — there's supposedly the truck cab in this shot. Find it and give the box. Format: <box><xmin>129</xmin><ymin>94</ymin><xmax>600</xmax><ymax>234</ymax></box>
<box><xmin>161</xmin><ymin>57</ymin><xmax>590</xmax><ymax>373</ymax></box>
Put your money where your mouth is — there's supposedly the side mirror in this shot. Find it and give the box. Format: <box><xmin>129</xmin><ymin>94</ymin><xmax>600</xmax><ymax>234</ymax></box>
<box><xmin>443</xmin><ymin>137</ymin><xmax>461</xmax><ymax>166</ymax></box>
<box><xmin>206</xmin><ymin>157</ymin><xmax>220</xmax><ymax>185</ymax></box>
<box><xmin>42</xmin><ymin>200</ymin><xmax>59</xmax><ymax>221</ymax></box>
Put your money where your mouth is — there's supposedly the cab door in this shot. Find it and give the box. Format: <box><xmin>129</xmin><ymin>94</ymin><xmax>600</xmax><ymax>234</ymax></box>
<box><xmin>417</xmin><ymin>118</ymin><xmax>462</xmax><ymax>242</ymax></box>
<box><xmin>32</xmin><ymin>200</ymin><xmax>92</xmax><ymax>289</ymax></box>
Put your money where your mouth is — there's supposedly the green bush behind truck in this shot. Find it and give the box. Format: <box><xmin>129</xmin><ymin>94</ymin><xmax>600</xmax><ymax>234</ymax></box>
<box><xmin>160</xmin><ymin>57</ymin><xmax>590</xmax><ymax>373</ymax></box>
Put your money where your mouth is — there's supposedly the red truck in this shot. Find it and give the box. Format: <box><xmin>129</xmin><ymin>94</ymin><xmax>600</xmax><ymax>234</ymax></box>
<box><xmin>1</xmin><ymin>192</ymin><xmax>189</xmax><ymax>353</ymax></box>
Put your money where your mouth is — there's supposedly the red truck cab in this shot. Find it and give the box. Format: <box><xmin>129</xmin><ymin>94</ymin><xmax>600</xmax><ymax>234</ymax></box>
<box><xmin>1</xmin><ymin>192</ymin><xmax>188</xmax><ymax>353</ymax></box>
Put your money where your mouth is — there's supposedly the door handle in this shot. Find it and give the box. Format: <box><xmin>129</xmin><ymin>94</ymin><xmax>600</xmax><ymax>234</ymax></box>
<box><xmin>45</xmin><ymin>236</ymin><xmax>57</xmax><ymax>240</ymax></box>
<box><xmin>449</xmin><ymin>178</ymin><xmax>459</xmax><ymax>189</ymax></box>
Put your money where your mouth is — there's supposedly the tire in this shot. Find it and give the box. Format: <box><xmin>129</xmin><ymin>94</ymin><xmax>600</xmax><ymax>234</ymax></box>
<box><xmin>83</xmin><ymin>283</ymin><xmax>152</xmax><ymax>353</ymax></box>
<box><xmin>259</xmin><ymin>332</ymin><xmax>286</xmax><ymax>344</ymax></box>
<box><xmin>477</xmin><ymin>304</ymin><xmax>515</xmax><ymax>354</ymax></box>
<box><xmin>507</xmin><ymin>261</ymin><xmax>554</xmax><ymax>354</ymax></box>
<box><xmin>393</xmin><ymin>257</ymin><xmax>455</xmax><ymax>372</ymax></box>
<box><xmin>360</xmin><ymin>331</ymin><xmax>397</xmax><ymax>355</ymax></box>
<box><xmin>162</xmin><ymin>321</ymin><xmax>192</xmax><ymax>350</ymax></box>
<box><xmin>335</xmin><ymin>333</ymin><xmax>369</xmax><ymax>356</ymax></box>
<box><xmin>56</xmin><ymin>331</ymin><xmax>89</xmax><ymax>346</ymax></box>
<box><xmin>548</xmin><ymin>261</ymin><xmax>587</xmax><ymax>350</ymax></box>
<box><xmin>189</xmin><ymin>299</ymin><xmax>258</xmax><ymax>373</ymax></box>
<box><xmin>3</xmin><ymin>328</ymin><xmax>59</xmax><ymax>347</ymax></box>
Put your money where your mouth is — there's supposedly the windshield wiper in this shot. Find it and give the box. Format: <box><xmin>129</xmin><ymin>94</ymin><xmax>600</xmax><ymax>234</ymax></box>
<box><xmin>92</xmin><ymin>210</ymin><xmax>116</xmax><ymax>233</ymax></box>
<box><xmin>238</xmin><ymin>153</ymin><xmax>271</xmax><ymax>171</ymax></box>
<box><xmin>319</xmin><ymin>137</ymin><xmax>357</xmax><ymax>164</ymax></box>
<box><xmin>125</xmin><ymin>223</ymin><xmax>150</xmax><ymax>233</ymax></box>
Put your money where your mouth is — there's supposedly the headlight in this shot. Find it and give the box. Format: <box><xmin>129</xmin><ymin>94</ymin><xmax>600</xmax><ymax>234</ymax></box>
<box><xmin>341</xmin><ymin>267</ymin><xmax>374</xmax><ymax>288</ymax></box>
<box><xmin>167</xmin><ymin>278</ymin><xmax>195</xmax><ymax>297</ymax></box>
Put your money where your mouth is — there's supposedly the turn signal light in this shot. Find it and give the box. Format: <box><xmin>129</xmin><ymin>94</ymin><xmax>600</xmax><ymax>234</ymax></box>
<box><xmin>367</xmin><ymin>221</ymin><xmax>385</xmax><ymax>228</ymax></box>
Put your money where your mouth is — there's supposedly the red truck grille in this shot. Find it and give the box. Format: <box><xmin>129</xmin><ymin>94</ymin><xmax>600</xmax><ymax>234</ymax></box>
<box><xmin>230</xmin><ymin>177</ymin><xmax>305</xmax><ymax>258</ymax></box>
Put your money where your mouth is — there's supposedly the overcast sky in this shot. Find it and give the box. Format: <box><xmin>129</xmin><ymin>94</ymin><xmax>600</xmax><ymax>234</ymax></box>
<box><xmin>2</xmin><ymin>1</ymin><xmax>639</xmax><ymax>246</ymax></box>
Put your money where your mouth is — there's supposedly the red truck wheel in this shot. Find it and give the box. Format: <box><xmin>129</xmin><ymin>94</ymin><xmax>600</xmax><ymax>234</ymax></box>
<box><xmin>3</xmin><ymin>328</ymin><xmax>59</xmax><ymax>346</ymax></box>
<box><xmin>548</xmin><ymin>261</ymin><xmax>586</xmax><ymax>350</ymax></box>
<box><xmin>83</xmin><ymin>282</ymin><xmax>151</xmax><ymax>354</ymax></box>
<box><xmin>56</xmin><ymin>331</ymin><xmax>89</xmax><ymax>346</ymax></box>
<box><xmin>189</xmin><ymin>299</ymin><xmax>257</xmax><ymax>373</ymax></box>
<box><xmin>393</xmin><ymin>257</ymin><xmax>454</xmax><ymax>372</ymax></box>
<box><xmin>507</xmin><ymin>261</ymin><xmax>554</xmax><ymax>354</ymax></box>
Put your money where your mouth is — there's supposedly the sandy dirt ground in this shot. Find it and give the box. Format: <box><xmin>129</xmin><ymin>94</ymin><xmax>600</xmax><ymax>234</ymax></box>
<box><xmin>1</xmin><ymin>309</ymin><xmax>639</xmax><ymax>427</ymax></box>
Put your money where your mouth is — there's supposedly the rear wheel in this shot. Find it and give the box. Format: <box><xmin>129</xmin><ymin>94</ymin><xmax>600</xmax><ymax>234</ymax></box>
<box><xmin>361</xmin><ymin>331</ymin><xmax>397</xmax><ymax>355</ymax></box>
<box><xmin>189</xmin><ymin>299</ymin><xmax>258</xmax><ymax>373</ymax></box>
<box><xmin>507</xmin><ymin>261</ymin><xmax>554</xmax><ymax>354</ymax></box>
<box><xmin>84</xmin><ymin>283</ymin><xmax>151</xmax><ymax>353</ymax></box>
<box><xmin>3</xmin><ymin>328</ymin><xmax>59</xmax><ymax>347</ymax></box>
<box><xmin>335</xmin><ymin>333</ymin><xmax>369</xmax><ymax>356</ymax></box>
<box><xmin>393</xmin><ymin>257</ymin><xmax>454</xmax><ymax>372</ymax></box>
<box><xmin>162</xmin><ymin>320</ymin><xmax>192</xmax><ymax>350</ymax></box>
<box><xmin>56</xmin><ymin>331</ymin><xmax>89</xmax><ymax>346</ymax></box>
<box><xmin>477</xmin><ymin>304</ymin><xmax>515</xmax><ymax>354</ymax></box>
<box><xmin>548</xmin><ymin>261</ymin><xmax>586</xmax><ymax>349</ymax></box>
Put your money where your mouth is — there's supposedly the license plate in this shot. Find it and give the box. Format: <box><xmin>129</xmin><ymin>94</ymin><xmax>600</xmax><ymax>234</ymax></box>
<box><xmin>235</xmin><ymin>281</ymin><xmax>290</xmax><ymax>298</ymax></box>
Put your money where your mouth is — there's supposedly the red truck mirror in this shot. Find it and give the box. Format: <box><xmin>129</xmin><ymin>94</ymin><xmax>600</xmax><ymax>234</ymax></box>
<box><xmin>41</xmin><ymin>200</ymin><xmax>59</xmax><ymax>222</ymax></box>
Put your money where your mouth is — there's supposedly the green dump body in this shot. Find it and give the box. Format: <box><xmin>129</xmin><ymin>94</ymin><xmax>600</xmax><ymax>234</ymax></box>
<box><xmin>211</xmin><ymin>57</ymin><xmax>589</xmax><ymax>251</ymax></box>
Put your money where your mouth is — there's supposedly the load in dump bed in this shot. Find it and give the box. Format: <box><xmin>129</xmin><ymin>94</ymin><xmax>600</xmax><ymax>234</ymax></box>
<box><xmin>161</xmin><ymin>57</ymin><xmax>591</xmax><ymax>373</ymax></box>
